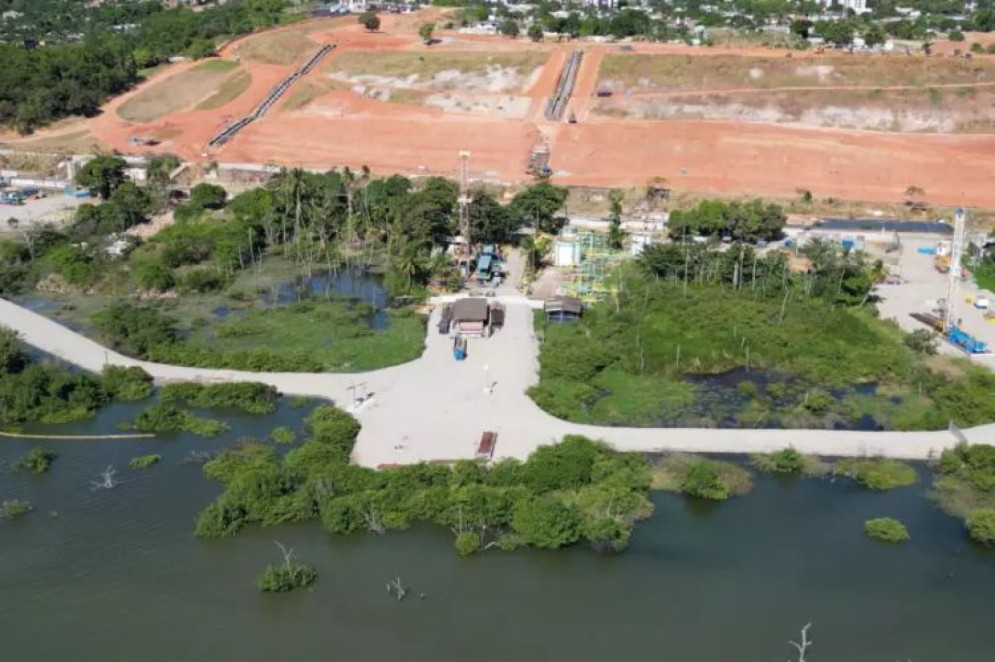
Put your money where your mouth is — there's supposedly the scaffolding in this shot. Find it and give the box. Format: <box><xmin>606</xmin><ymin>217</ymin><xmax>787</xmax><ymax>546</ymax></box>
<box><xmin>560</xmin><ymin>232</ymin><xmax>624</xmax><ymax>303</ymax></box>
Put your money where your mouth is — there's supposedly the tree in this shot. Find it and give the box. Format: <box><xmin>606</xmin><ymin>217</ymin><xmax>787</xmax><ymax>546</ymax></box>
<box><xmin>607</xmin><ymin>189</ymin><xmax>625</xmax><ymax>250</ymax></box>
<box><xmin>146</xmin><ymin>154</ymin><xmax>181</xmax><ymax>189</ymax></box>
<box><xmin>949</xmin><ymin>29</ymin><xmax>965</xmax><ymax>42</ymax></box>
<box><xmin>499</xmin><ymin>19</ymin><xmax>520</xmax><ymax>38</ymax></box>
<box><xmin>967</xmin><ymin>508</ymin><xmax>995</xmax><ymax>545</ymax></box>
<box><xmin>359</xmin><ymin>11</ymin><xmax>380</xmax><ymax>32</ymax></box>
<box><xmin>76</xmin><ymin>155</ymin><xmax>128</xmax><ymax>200</ymax></box>
<box><xmin>863</xmin><ymin>23</ymin><xmax>887</xmax><ymax>48</ymax></box>
<box><xmin>681</xmin><ymin>461</ymin><xmax>730</xmax><ymax>500</ymax></box>
<box><xmin>419</xmin><ymin>22</ymin><xmax>435</xmax><ymax>45</ymax></box>
<box><xmin>790</xmin><ymin>18</ymin><xmax>813</xmax><ymax>38</ymax></box>
<box><xmin>528</xmin><ymin>23</ymin><xmax>544</xmax><ymax>42</ymax></box>
<box><xmin>512</xmin><ymin>497</ymin><xmax>582</xmax><ymax>549</ymax></box>
<box><xmin>508</xmin><ymin>183</ymin><xmax>567</xmax><ymax>234</ymax></box>
<box><xmin>817</xmin><ymin>20</ymin><xmax>854</xmax><ymax>48</ymax></box>
<box><xmin>904</xmin><ymin>328</ymin><xmax>938</xmax><ymax>355</ymax></box>
<box><xmin>188</xmin><ymin>183</ymin><xmax>228</xmax><ymax>210</ymax></box>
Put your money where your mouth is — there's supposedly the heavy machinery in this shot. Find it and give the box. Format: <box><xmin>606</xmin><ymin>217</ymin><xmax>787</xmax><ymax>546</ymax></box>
<box><xmin>1</xmin><ymin>191</ymin><xmax>24</xmax><ymax>206</ymax></box>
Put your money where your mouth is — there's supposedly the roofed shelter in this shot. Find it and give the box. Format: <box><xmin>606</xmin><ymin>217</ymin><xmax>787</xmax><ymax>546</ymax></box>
<box><xmin>452</xmin><ymin>297</ymin><xmax>489</xmax><ymax>336</ymax></box>
<box><xmin>544</xmin><ymin>295</ymin><xmax>583</xmax><ymax>322</ymax></box>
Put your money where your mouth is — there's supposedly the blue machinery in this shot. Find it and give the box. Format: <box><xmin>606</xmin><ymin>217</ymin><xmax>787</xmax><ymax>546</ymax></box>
<box><xmin>948</xmin><ymin>326</ymin><xmax>988</xmax><ymax>354</ymax></box>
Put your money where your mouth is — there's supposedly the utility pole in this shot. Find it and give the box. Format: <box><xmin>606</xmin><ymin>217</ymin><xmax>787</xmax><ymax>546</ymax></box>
<box><xmin>458</xmin><ymin>151</ymin><xmax>471</xmax><ymax>274</ymax></box>
<box><xmin>944</xmin><ymin>207</ymin><xmax>966</xmax><ymax>333</ymax></box>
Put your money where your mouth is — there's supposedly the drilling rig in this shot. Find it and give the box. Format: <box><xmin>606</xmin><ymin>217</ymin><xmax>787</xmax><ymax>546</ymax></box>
<box><xmin>942</xmin><ymin>208</ymin><xmax>988</xmax><ymax>353</ymax></box>
<box><xmin>456</xmin><ymin>150</ymin><xmax>472</xmax><ymax>275</ymax></box>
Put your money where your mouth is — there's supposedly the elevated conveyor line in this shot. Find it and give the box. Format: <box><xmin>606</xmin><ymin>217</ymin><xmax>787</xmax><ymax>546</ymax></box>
<box><xmin>208</xmin><ymin>44</ymin><xmax>335</xmax><ymax>148</ymax></box>
<box><xmin>545</xmin><ymin>49</ymin><xmax>583</xmax><ymax>122</ymax></box>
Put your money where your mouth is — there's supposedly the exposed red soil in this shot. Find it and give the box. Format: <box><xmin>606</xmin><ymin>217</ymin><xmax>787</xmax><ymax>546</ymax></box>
<box><xmin>7</xmin><ymin>12</ymin><xmax>995</xmax><ymax>208</ymax></box>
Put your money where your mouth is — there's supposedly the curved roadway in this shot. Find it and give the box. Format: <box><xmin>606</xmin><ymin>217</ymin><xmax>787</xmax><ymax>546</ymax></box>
<box><xmin>1</xmin><ymin>296</ymin><xmax>987</xmax><ymax>466</ymax></box>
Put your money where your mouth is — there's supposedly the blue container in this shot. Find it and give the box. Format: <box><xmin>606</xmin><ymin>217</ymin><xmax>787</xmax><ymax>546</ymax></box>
<box><xmin>917</xmin><ymin>247</ymin><xmax>936</xmax><ymax>255</ymax></box>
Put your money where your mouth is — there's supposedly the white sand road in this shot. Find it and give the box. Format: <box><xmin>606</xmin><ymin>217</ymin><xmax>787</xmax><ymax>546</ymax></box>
<box><xmin>0</xmin><ymin>295</ymin><xmax>989</xmax><ymax>466</ymax></box>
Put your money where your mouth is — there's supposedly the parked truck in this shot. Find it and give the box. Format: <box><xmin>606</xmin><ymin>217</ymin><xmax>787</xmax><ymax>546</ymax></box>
<box><xmin>1</xmin><ymin>191</ymin><xmax>24</xmax><ymax>205</ymax></box>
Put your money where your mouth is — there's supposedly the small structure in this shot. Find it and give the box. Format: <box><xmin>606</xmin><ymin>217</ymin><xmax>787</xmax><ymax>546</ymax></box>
<box><xmin>476</xmin><ymin>431</ymin><xmax>498</xmax><ymax>460</ymax></box>
<box><xmin>544</xmin><ymin>296</ymin><xmax>583</xmax><ymax>322</ymax></box>
<box><xmin>452</xmin><ymin>298</ymin><xmax>489</xmax><ymax>336</ymax></box>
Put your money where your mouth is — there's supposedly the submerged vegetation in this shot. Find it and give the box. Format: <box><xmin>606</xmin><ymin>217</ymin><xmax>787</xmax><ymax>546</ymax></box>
<box><xmin>132</xmin><ymin>403</ymin><xmax>230</xmax><ymax>437</ymax></box>
<box><xmin>1</xmin><ymin>499</ymin><xmax>33</xmax><ymax>520</ymax></box>
<box><xmin>12</xmin><ymin>448</ymin><xmax>57</xmax><ymax>475</ymax></box>
<box><xmin>129</xmin><ymin>454</ymin><xmax>162</xmax><ymax>470</ymax></box>
<box><xmin>864</xmin><ymin>518</ymin><xmax>910</xmax><ymax>544</ymax></box>
<box><xmin>834</xmin><ymin>458</ymin><xmax>918</xmax><ymax>491</ymax></box>
<box><xmin>195</xmin><ymin>411</ymin><xmax>654</xmax><ymax>555</ymax></box>
<box><xmin>651</xmin><ymin>454</ymin><xmax>753</xmax><ymax>500</ymax></box>
<box><xmin>160</xmin><ymin>382</ymin><xmax>279</xmax><ymax>415</ymax></box>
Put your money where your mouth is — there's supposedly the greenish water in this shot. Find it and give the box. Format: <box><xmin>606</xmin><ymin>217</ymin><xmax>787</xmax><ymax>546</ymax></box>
<box><xmin>2</xmin><ymin>403</ymin><xmax>994</xmax><ymax>662</ymax></box>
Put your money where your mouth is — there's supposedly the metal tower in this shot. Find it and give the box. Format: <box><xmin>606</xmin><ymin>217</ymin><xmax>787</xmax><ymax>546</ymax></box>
<box><xmin>458</xmin><ymin>151</ymin><xmax>471</xmax><ymax>265</ymax></box>
<box><xmin>944</xmin><ymin>207</ymin><xmax>966</xmax><ymax>332</ymax></box>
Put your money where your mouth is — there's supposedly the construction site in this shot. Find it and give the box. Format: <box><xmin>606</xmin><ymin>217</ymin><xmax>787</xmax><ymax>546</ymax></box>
<box><xmin>4</xmin><ymin>10</ymin><xmax>995</xmax><ymax>208</ymax></box>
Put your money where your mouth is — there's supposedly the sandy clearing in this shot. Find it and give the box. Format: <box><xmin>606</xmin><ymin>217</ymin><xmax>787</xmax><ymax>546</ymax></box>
<box><xmin>550</xmin><ymin>120</ymin><xmax>995</xmax><ymax>207</ymax></box>
<box><xmin>6</xmin><ymin>11</ymin><xmax>995</xmax><ymax>209</ymax></box>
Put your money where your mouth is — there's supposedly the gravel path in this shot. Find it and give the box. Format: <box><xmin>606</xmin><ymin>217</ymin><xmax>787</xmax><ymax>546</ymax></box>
<box><xmin>1</xmin><ymin>295</ymin><xmax>985</xmax><ymax>465</ymax></box>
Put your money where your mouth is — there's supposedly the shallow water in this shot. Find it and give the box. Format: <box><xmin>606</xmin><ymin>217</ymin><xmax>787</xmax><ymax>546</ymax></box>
<box><xmin>2</xmin><ymin>404</ymin><xmax>994</xmax><ymax>661</ymax></box>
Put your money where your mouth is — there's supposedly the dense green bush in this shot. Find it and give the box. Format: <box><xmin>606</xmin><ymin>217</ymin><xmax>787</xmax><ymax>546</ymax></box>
<box><xmin>256</xmin><ymin>564</ymin><xmax>317</xmax><ymax>593</ymax></box>
<box><xmin>93</xmin><ymin>302</ymin><xmax>178</xmax><ymax>359</ymax></box>
<box><xmin>753</xmin><ymin>447</ymin><xmax>807</xmax><ymax>474</ymax></box>
<box><xmin>101</xmin><ymin>365</ymin><xmax>154</xmax><ymax>402</ymax></box>
<box><xmin>160</xmin><ymin>382</ymin><xmax>278</xmax><ymax>414</ymax></box>
<box><xmin>681</xmin><ymin>461</ymin><xmax>731</xmax><ymax>500</ymax></box>
<box><xmin>967</xmin><ymin>509</ymin><xmax>995</xmax><ymax>546</ymax></box>
<box><xmin>129</xmin><ymin>454</ymin><xmax>162</xmax><ymax>470</ymax></box>
<box><xmin>0</xmin><ymin>329</ymin><xmax>108</xmax><ymax>425</ymax></box>
<box><xmin>835</xmin><ymin>459</ymin><xmax>917</xmax><ymax>491</ymax></box>
<box><xmin>12</xmin><ymin>448</ymin><xmax>57</xmax><ymax>474</ymax></box>
<box><xmin>270</xmin><ymin>426</ymin><xmax>296</xmax><ymax>445</ymax></box>
<box><xmin>195</xmin><ymin>419</ymin><xmax>653</xmax><ymax>555</ymax></box>
<box><xmin>938</xmin><ymin>444</ymin><xmax>995</xmax><ymax>491</ymax></box>
<box><xmin>511</xmin><ymin>497</ymin><xmax>583</xmax><ymax>549</ymax></box>
<box><xmin>864</xmin><ymin>517</ymin><xmax>910</xmax><ymax>544</ymax></box>
<box><xmin>132</xmin><ymin>403</ymin><xmax>229</xmax><ymax>437</ymax></box>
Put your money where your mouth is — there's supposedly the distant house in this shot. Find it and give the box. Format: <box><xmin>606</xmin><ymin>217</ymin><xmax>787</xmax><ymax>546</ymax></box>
<box><xmin>544</xmin><ymin>296</ymin><xmax>583</xmax><ymax>322</ymax></box>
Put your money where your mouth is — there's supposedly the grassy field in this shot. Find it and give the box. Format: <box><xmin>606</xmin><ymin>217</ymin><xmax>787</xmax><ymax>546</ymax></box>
<box><xmin>234</xmin><ymin>28</ymin><xmax>321</xmax><ymax>65</ymax></box>
<box><xmin>117</xmin><ymin>60</ymin><xmax>241</xmax><ymax>122</ymax></box>
<box><xmin>328</xmin><ymin>51</ymin><xmax>548</xmax><ymax>80</ymax></box>
<box><xmin>196</xmin><ymin>69</ymin><xmax>252</xmax><ymax>110</ymax></box>
<box><xmin>183</xmin><ymin>300</ymin><xmax>426</xmax><ymax>371</ymax></box>
<box><xmin>599</xmin><ymin>53</ymin><xmax>995</xmax><ymax>91</ymax></box>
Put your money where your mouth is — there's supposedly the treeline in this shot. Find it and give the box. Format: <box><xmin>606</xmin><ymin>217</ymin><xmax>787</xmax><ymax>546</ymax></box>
<box><xmin>666</xmin><ymin>199</ymin><xmax>786</xmax><ymax>244</ymax></box>
<box><xmin>640</xmin><ymin>237</ymin><xmax>881</xmax><ymax>307</ymax></box>
<box><xmin>0</xmin><ymin>328</ymin><xmax>153</xmax><ymax>425</ymax></box>
<box><xmin>196</xmin><ymin>411</ymin><xmax>654</xmax><ymax>555</ymax></box>
<box><xmin>0</xmin><ymin>0</ymin><xmax>290</xmax><ymax>133</ymax></box>
<box><xmin>25</xmin><ymin>161</ymin><xmax>567</xmax><ymax>300</ymax></box>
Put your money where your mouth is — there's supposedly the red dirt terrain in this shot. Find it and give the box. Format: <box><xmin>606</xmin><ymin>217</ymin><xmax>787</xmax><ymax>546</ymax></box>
<box><xmin>7</xmin><ymin>11</ymin><xmax>995</xmax><ymax>207</ymax></box>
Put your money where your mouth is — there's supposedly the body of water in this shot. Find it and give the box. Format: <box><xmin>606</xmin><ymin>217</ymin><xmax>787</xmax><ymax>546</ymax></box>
<box><xmin>2</xmin><ymin>404</ymin><xmax>994</xmax><ymax>661</ymax></box>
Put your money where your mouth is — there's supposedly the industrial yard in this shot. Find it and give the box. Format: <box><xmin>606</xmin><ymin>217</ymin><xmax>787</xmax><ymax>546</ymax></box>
<box><xmin>5</xmin><ymin>10</ymin><xmax>995</xmax><ymax>207</ymax></box>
